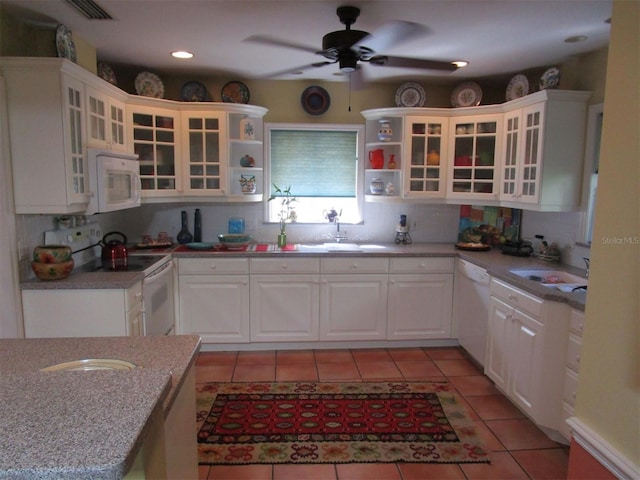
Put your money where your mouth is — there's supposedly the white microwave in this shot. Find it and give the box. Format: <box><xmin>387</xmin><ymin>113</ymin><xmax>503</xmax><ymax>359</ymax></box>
<box><xmin>86</xmin><ymin>148</ymin><xmax>141</xmax><ymax>215</ymax></box>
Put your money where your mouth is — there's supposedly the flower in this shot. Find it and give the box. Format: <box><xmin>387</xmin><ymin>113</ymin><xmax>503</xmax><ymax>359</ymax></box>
<box><xmin>268</xmin><ymin>184</ymin><xmax>296</xmax><ymax>234</ymax></box>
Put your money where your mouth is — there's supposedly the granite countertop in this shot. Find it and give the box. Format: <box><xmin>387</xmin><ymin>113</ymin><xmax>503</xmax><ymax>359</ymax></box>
<box><xmin>0</xmin><ymin>335</ymin><xmax>201</xmax><ymax>480</ymax></box>
<box><xmin>21</xmin><ymin>242</ymin><xmax>588</xmax><ymax>310</ymax></box>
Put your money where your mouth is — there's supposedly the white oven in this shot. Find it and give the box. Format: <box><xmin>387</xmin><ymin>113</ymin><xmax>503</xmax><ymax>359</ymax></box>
<box><xmin>141</xmin><ymin>255</ymin><xmax>175</xmax><ymax>336</ymax></box>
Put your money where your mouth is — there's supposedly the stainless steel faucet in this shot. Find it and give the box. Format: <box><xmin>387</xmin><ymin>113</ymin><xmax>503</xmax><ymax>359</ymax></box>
<box><xmin>334</xmin><ymin>219</ymin><xmax>348</xmax><ymax>243</ymax></box>
<box><xmin>583</xmin><ymin>257</ymin><xmax>590</xmax><ymax>277</ymax></box>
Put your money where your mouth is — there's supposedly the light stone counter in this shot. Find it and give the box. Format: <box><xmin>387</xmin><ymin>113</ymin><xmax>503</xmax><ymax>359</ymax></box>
<box><xmin>0</xmin><ymin>335</ymin><xmax>201</xmax><ymax>479</ymax></box>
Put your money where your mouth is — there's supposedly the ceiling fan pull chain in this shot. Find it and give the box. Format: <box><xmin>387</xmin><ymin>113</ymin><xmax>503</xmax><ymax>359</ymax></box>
<box><xmin>348</xmin><ymin>73</ymin><xmax>352</xmax><ymax>112</ymax></box>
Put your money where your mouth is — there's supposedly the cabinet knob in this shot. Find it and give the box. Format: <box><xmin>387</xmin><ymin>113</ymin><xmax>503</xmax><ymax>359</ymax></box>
<box><xmin>281</xmin><ymin>264</ymin><xmax>288</xmax><ymax>269</ymax></box>
<box><xmin>576</xmin><ymin>354</ymin><xmax>580</xmax><ymax>364</ymax></box>
<box><xmin>350</xmin><ymin>264</ymin><xmax>358</xmax><ymax>269</ymax></box>
<box><xmin>209</xmin><ymin>264</ymin><xmax>217</xmax><ymax>270</ymax></box>
<box><xmin>419</xmin><ymin>263</ymin><xmax>426</xmax><ymax>269</ymax></box>
<box><xmin>508</xmin><ymin>294</ymin><xmax>517</xmax><ymax>301</ymax></box>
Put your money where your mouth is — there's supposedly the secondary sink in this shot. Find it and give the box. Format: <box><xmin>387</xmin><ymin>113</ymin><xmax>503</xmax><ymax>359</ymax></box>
<box><xmin>510</xmin><ymin>269</ymin><xmax>588</xmax><ymax>290</ymax></box>
<box><xmin>41</xmin><ymin>359</ymin><xmax>137</xmax><ymax>372</ymax></box>
<box><xmin>297</xmin><ymin>243</ymin><xmax>388</xmax><ymax>252</ymax></box>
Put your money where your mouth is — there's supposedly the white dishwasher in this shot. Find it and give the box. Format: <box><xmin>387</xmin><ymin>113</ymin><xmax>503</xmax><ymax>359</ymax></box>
<box><xmin>454</xmin><ymin>258</ymin><xmax>491</xmax><ymax>367</ymax></box>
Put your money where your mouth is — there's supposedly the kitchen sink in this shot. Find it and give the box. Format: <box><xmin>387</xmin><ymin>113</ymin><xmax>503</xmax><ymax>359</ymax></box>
<box><xmin>297</xmin><ymin>243</ymin><xmax>388</xmax><ymax>252</ymax></box>
<box><xmin>41</xmin><ymin>359</ymin><xmax>137</xmax><ymax>372</ymax></box>
<box><xmin>510</xmin><ymin>269</ymin><xmax>588</xmax><ymax>290</ymax></box>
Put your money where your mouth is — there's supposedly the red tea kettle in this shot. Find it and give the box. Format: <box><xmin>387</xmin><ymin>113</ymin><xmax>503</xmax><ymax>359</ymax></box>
<box><xmin>101</xmin><ymin>231</ymin><xmax>128</xmax><ymax>270</ymax></box>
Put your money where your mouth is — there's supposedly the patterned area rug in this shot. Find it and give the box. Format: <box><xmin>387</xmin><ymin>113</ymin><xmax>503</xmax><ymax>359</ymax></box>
<box><xmin>196</xmin><ymin>381</ymin><xmax>490</xmax><ymax>465</ymax></box>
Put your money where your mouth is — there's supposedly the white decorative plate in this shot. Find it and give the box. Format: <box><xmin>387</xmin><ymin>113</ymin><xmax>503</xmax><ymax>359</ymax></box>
<box><xmin>539</xmin><ymin>67</ymin><xmax>561</xmax><ymax>90</ymax></box>
<box><xmin>55</xmin><ymin>24</ymin><xmax>77</xmax><ymax>63</ymax></box>
<box><xmin>506</xmin><ymin>74</ymin><xmax>529</xmax><ymax>101</ymax></box>
<box><xmin>135</xmin><ymin>71</ymin><xmax>165</xmax><ymax>98</ymax></box>
<box><xmin>395</xmin><ymin>83</ymin><xmax>426</xmax><ymax>107</ymax></box>
<box><xmin>97</xmin><ymin>63</ymin><xmax>117</xmax><ymax>86</ymax></box>
<box><xmin>451</xmin><ymin>82</ymin><xmax>482</xmax><ymax>107</ymax></box>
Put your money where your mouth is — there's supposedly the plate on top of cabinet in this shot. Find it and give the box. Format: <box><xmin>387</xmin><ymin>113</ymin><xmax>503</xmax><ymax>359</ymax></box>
<box><xmin>55</xmin><ymin>24</ymin><xmax>77</xmax><ymax>63</ymax></box>
<box><xmin>395</xmin><ymin>82</ymin><xmax>426</xmax><ymax>107</ymax></box>
<box><xmin>181</xmin><ymin>80</ymin><xmax>208</xmax><ymax>102</ymax></box>
<box><xmin>135</xmin><ymin>72</ymin><xmax>165</xmax><ymax>98</ymax></box>
<box><xmin>97</xmin><ymin>63</ymin><xmax>117</xmax><ymax>86</ymax></box>
<box><xmin>506</xmin><ymin>74</ymin><xmax>529</xmax><ymax>101</ymax></box>
<box><xmin>539</xmin><ymin>67</ymin><xmax>561</xmax><ymax>90</ymax></box>
<box><xmin>451</xmin><ymin>82</ymin><xmax>482</xmax><ymax>107</ymax></box>
<box><xmin>221</xmin><ymin>81</ymin><xmax>250</xmax><ymax>104</ymax></box>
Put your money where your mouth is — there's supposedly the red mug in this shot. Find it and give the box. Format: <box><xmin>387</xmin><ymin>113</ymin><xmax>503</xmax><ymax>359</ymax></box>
<box><xmin>369</xmin><ymin>149</ymin><xmax>384</xmax><ymax>169</ymax></box>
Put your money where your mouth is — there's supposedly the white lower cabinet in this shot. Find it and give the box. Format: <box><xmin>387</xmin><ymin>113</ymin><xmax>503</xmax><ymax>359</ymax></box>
<box><xmin>249</xmin><ymin>258</ymin><xmax>320</xmax><ymax>342</ymax></box>
<box><xmin>486</xmin><ymin>278</ymin><xmax>570</xmax><ymax>439</ymax></box>
<box><xmin>387</xmin><ymin>257</ymin><xmax>454</xmax><ymax>340</ymax></box>
<box><xmin>22</xmin><ymin>282</ymin><xmax>143</xmax><ymax>338</ymax></box>
<box><xmin>559</xmin><ymin>308</ymin><xmax>585</xmax><ymax>442</ymax></box>
<box><xmin>177</xmin><ymin>258</ymin><xmax>250</xmax><ymax>343</ymax></box>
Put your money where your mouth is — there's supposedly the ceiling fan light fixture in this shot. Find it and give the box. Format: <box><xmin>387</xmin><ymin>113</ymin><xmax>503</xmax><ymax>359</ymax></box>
<box><xmin>452</xmin><ymin>60</ymin><xmax>468</xmax><ymax>68</ymax></box>
<box><xmin>171</xmin><ymin>50</ymin><xmax>194</xmax><ymax>59</ymax></box>
<box><xmin>339</xmin><ymin>51</ymin><xmax>358</xmax><ymax>72</ymax></box>
<box><xmin>564</xmin><ymin>35</ymin><xmax>588</xmax><ymax>43</ymax></box>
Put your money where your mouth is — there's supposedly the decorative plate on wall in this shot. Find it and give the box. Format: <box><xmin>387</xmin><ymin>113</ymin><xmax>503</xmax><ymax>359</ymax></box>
<box><xmin>134</xmin><ymin>72</ymin><xmax>164</xmax><ymax>98</ymax></box>
<box><xmin>451</xmin><ymin>81</ymin><xmax>482</xmax><ymax>107</ymax></box>
<box><xmin>55</xmin><ymin>24</ymin><xmax>77</xmax><ymax>63</ymax></box>
<box><xmin>181</xmin><ymin>80</ymin><xmax>208</xmax><ymax>101</ymax></box>
<box><xmin>505</xmin><ymin>74</ymin><xmax>529</xmax><ymax>101</ymax></box>
<box><xmin>301</xmin><ymin>86</ymin><xmax>330</xmax><ymax>115</ymax></box>
<box><xmin>395</xmin><ymin>82</ymin><xmax>426</xmax><ymax>107</ymax></box>
<box><xmin>221</xmin><ymin>81</ymin><xmax>250</xmax><ymax>103</ymax></box>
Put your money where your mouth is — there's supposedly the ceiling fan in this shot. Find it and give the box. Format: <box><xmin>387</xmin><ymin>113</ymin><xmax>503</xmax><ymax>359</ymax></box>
<box><xmin>246</xmin><ymin>6</ymin><xmax>462</xmax><ymax>78</ymax></box>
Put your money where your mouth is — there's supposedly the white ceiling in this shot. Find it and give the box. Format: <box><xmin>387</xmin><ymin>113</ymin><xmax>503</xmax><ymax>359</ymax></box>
<box><xmin>3</xmin><ymin>0</ymin><xmax>612</xmax><ymax>84</ymax></box>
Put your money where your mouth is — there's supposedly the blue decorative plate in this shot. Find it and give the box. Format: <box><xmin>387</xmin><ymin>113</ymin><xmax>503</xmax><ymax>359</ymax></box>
<box><xmin>181</xmin><ymin>80</ymin><xmax>208</xmax><ymax>102</ymax></box>
<box><xmin>185</xmin><ymin>242</ymin><xmax>214</xmax><ymax>250</ymax></box>
<box><xmin>539</xmin><ymin>67</ymin><xmax>561</xmax><ymax>90</ymax></box>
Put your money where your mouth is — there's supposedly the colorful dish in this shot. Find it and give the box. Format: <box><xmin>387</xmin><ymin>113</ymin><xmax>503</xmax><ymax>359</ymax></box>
<box><xmin>135</xmin><ymin>71</ymin><xmax>165</xmax><ymax>98</ymax></box>
<box><xmin>506</xmin><ymin>74</ymin><xmax>529</xmax><ymax>101</ymax></box>
<box><xmin>55</xmin><ymin>24</ymin><xmax>77</xmax><ymax>63</ymax></box>
<box><xmin>97</xmin><ymin>63</ymin><xmax>117</xmax><ymax>86</ymax></box>
<box><xmin>221</xmin><ymin>81</ymin><xmax>250</xmax><ymax>103</ymax></box>
<box><xmin>539</xmin><ymin>67</ymin><xmax>561</xmax><ymax>90</ymax></box>
<box><xmin>181</xmin><ymin>80</ymin><xmax>208</xmax><ymax>102</ymax></box>
<box><xmin>301</xmin><ymin>85</ymin><xmax>331</xmax><ymax>115</ymax></box>
<box><xmin>395</xmin><ymin>82</ymin><xmax>426</xmax><ymax>107</ymax></box>
<box><xmin>185</xmin><ymin>242</ymin><xmax>215</xmax><ymax>250</ymax></box>
<box><xmin>455</xmin><ymin>242</ymin><xmax>491</xmax><ymax>251</ymax></box>
<box><xmin>451</xmin><ymin>82</ymin><xmax>482</xmax><ymax>107</ymax></box>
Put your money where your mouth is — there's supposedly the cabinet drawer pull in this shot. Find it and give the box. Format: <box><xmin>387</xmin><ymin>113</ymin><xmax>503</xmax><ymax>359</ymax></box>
<box><xmin>209</xmin><ymin>264</ymin><xmax>217</xmax><ymax>270</ymax></box>
<box><xmin>419</xmin><ymin>263</ymin><xmax>426</xmax><ymax>269</ymax></box>
<box><xmin>575</xmin><ymin>354</ymin><xmax>580</xmax><ymax>364</ymax></box>
<box><xmin>281</xmin><ymin>264</ymin><xmax>288</xmax><ymax>270</ymax></box>
<box><xmin>350</xmin><ymin>264</ymin><xmax>358</xmax><ymax>269</ymax></box>
<box><xmin>508</xmin><ymin>294</ymin><xmax>518</xmax><ymax>301</ymax></box>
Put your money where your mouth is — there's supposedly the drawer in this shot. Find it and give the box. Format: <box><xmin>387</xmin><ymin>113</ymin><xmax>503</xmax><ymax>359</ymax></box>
<box><xmin>126</xmin><ymin>281</ymin><xmax>143</xmax><ymax>309</ymax></box>
<box><xmin>566</xmin><ymin>332</ymin><xmax>582</xmax><ymax>372</ymax></box>
<box><xmin>250</xmin><ymin>257</ymin><xmax>320</xmax><ymax>274</ymax></box>
<box><xmin>321</xmin><ymin>257</ymin><xmax>389</xmax><ymax>274</ymax></box>
<box><xmin>569</xmin><ymin>309</ymin><xmax>585</xmax><ymax>335</ymax></box>
<box><xmin>390</xmin><ymin>257</ymin><xmax>454</xmax><ymax>274</ymax></box>
<box><xmin>490</xmin><ymin>279</ymin><xmax>543</xmax><ymax>318</ymax></box>
<box><xmin>179</xmin><ymin>257</ymin><xmax>249</xmax><ymax>275</ymax></box>
<box><xmin>563</xmin><ymin>368</ymin><xmax>579</xmax><ymax>407</ymax></box>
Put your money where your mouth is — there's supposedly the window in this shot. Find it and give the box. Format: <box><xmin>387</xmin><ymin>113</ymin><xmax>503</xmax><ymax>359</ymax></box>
<box><xmin>580</xmin><ymin>103</ymin><xmax>603</xmax><ymax>244</ymax></box>
<box><xmin>265</xmin><ymin>123</ymin><xmax>364</xmax><ymax>224</ymax></box>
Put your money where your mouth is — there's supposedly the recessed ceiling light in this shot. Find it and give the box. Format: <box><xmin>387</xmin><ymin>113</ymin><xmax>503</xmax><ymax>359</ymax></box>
<box><xmin>171</xmin><ymin>50</ymin><xmax>194</xmax><ymax>59</ymax></box>
<box><xmin>452</xmin><ymin>60</ymin><xmax>468</xmax><ymax>68</ymax></box>
<box><xmin>564</xmin><ymin>35</ymin><xmax>588</xmax><ymax>43</ymax></box>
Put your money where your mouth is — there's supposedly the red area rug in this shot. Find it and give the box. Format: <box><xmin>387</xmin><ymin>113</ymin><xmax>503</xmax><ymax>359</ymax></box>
<box><xmin>196</xmin><ymin>381</ymin><xmax>490</xmax><ymax>465</ymax></box>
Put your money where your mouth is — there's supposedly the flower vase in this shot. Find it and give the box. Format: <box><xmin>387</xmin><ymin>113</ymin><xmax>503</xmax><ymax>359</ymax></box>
<box><xmin>177</xmin><ymin>210</ymin><xmax>193</xmax><ymax>244</ymax></box>
<box><xmin>277</xmin><ymin>232</ymin><xmax>287</xmax><ymax>248</ymax></box>
<box><xmin>378</xmin><ymin>119</ymin><xmax>392</xmax><ymax>142</ymax></box>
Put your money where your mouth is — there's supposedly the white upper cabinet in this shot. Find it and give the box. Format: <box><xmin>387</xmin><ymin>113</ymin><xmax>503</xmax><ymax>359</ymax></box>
<box><xmin>85</xmin><ymin>84</ymin><xmax>128</xmax><ymax>152</ymax></box>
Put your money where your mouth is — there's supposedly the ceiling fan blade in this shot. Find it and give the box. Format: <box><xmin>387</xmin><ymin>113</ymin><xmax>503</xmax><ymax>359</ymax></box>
<box><xmin>352</xmin><ymin>20</ymin><xmax>429</xmax><ymax>56</ymax></box>
<box><xmin>368</xmin><ymin>55</ymin><xmax>459</xmax><ymax>71</ymax></box>
<box><xmin>263</xmin><ymin>61</ymin><xmax>336</xmax><ymax>78</ymax></box>
<box><xmin>244</xmin><ymin>34</ymin><xmax>318</xmax><ymax>54</ymax></box>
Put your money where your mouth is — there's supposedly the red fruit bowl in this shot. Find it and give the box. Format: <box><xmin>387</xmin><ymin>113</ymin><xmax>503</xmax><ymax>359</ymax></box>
<box><xmin>32</xmin><ymin>259</ymin><xmax>74</xmax><ymax>280</ymax></box>
<box><xmin>33</xmin><ymin>245</ymin><xmax>72</xmax><ymax>263</ymax></box>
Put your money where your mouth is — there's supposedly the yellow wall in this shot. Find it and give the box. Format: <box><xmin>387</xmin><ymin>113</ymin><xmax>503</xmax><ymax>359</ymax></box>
<box><xmin>575</xmin><ymin>0</ymin><xmax>639</xmax><ymax>467</ymax></box>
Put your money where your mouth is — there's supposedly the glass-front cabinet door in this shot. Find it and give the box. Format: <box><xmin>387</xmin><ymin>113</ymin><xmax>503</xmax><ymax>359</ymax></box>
<box><xmin>129</xmin><ymin>106</ymin><xmax>180</xmax><ymax>197</ymax></box>
<box><xmin>182</xmin><ymin>113</ymin><xmax>226</xmax><ymax>196</ymax></box>
<box><xmin>404</xmin><ymin>117</ymin><xmax>447</xmax><ymax>198</ymax></box>
<box><xmin>447</xmin><ymin>115</ymin><xmax>502</xmax><ymax>202</ymax></box>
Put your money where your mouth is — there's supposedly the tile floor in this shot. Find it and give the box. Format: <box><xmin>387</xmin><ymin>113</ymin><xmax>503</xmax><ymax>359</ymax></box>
<box><xmin>195</xmin><ymin>347</ymin><xmax>569</xmax><ymax>480</ymax></box>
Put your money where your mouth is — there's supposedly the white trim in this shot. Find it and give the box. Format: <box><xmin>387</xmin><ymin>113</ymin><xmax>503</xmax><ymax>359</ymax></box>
<box><xmin>567</xmin><ymin>416</ymin><xmax>640</xmax><ymax>480</ymax></box>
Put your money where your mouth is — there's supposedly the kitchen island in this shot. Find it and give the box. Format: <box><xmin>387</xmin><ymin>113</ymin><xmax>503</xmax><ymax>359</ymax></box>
<box><xmin>0</xmin><ymin>335</ymin><xmax>201</xmax><ymax>479</ymax></box>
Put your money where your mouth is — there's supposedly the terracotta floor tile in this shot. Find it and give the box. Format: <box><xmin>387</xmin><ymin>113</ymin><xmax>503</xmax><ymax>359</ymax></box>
<box><xmin>387</xmin><ymin>347</ymin><xmax>429</xmax><ymax>362</ymax></box>
<box><xmin>272</xmin><ymin>463</ymin><xmax>336</xmax><ymax>480</ymax></box>
<box><xmin>351</xmin><ymin>349</ymin><xmax>392</xmax><ymax>362</ymax></box>
<box><xmin>207</xmin><ymin>464</ymin><xmax>272</xmax><ymax>480</ymax></box>
<box><xmin>316</xmin><ymin>362</ymin><xmax>362</xmax><ymax>381</ymax></box>
<box><xmin>196</xmin><ymin>351</ymin><xmax>238</xmax><ymax>366</ymax></box>
<box><xmin>460</xmin><ymin>451</ymin><xmax>530</xmax><ymax>479</ymax></box>
<box><xmin>395</xmin><ymin>360</ymin><xmax>445</xmax><ymax>379</ymax></box>
<box><xmin>465</xmin><ymin>395</ymin><xmax>526</xmax><ymax>421</ymax></box>
<box><xmin>232</xmin><ymin>364</ymin><xmax>275</xmax><ymax>382</ymax></box>
<box><xmin>425</xmin><ymin>347</ymin><xmax>466</xmax><ymax>360</ymax></box>
<box><xmin>433</xmin><ymin>358</ymin><xmax>483</xmax><ymax>376</ymax></box>
<box><xmin>336</xmin><ymin>463</ymin><xmax>402</xmax><ymax>479</ymax></box>
<box><xmin>314</xmin><ymin>349</ymin><xmax>354</xmax><ymax>363</ymax></box>
<box><xmin>470</xmin><ymin>420</ymin><xmax>507</xmax><ymax>452</ymax></box>
<box><xmin>486</xmin><ymin>418</ymin><xmax>563</xmax><ymax>450</ymax></box>
<box><xmin>449</xmin><ymin>375</ymin><xmax>501</xmax><ymax>396</ymax></box>
<box><xmin>277</xmin><ymin>350</ymin><xmax>316</xmax><ymax>364</ymax></box>
<box><xmin>355</xmin><ymin>361</ymin><xmax>403</xmax><ymax>380</ymax></box>
<box><xmin>398</xmin><ymin>462</ymin><xmax>466</xmax><ymax>480</ymax></box>
<box><xmin>276</xmin><ymin>363</ymin><xmax>319</xmax><ymax>381</ymax></box>
<box><xmin>198</xmin><ymin>465</ymin><xmax>210</xmax><ymax>480</ymax></box>
<box><xmin>511</xmin><ymin>448</ymin><xmax>570</xmax><ymax>479</ymax></box>
<box><xmin>236</xmin><ymin>350</ymin><xmax>276</xmax><ymax>365</ymax></box>
<box><xmin>195</xmin><ymin>365</ymin><xmax>234</xmax><ymax>383</ymax></box>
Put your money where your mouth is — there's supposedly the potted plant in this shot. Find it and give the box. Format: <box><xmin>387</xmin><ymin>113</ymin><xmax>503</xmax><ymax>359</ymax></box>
<box><xmin>268</xmin><ymin>184</ymin><xmax>296</xmax><ymax>247</ymax></box>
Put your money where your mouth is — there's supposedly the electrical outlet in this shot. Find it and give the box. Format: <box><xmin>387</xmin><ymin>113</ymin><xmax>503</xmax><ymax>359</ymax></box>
<box><xmin>412</xmin><ymin>221</ymin><xmax>417</xmax><ymax>229</ymax></box>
